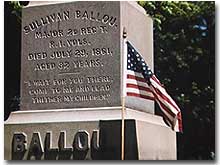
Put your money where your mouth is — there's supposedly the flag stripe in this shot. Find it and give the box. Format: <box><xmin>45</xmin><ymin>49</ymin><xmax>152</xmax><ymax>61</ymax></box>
<box><xmin>150</xmin><ymin>86</ymin><xmax>176</xmax><ymax>118</ymax></box>
<box><xmin>153</xmin><ymin>86</ymin><xmax>180</xmax><ymax>113</ymax></box>
<box><xmin>127</xmin><ymin>92</ymin><xmax>155</xmax><ymax>101</ymax></box>
<box><xmin>154</xmin><ymin>97</ymin><xmax>174</xmax><ymax>125</ymax></box>
<box><xmin>159</xmin><ymin>107</ymin><xmax>174</xmax><ymax>127</ymax></box>
<box><xmin>126</xmin><ymin>88</ymin><xmax>154</xmax><ymax>98</ymax></box>
<box><xmin>127</xmin><ymin>70</ymin><xmax>143</xmax><ymax>78</ymax></box>
<box><xmin>177</xmin><ymin>112</ymin><xmax>183</xmax><ymax>132</ymax></box>
<box><xmin>127</xmin><ymin>74</ymin><xmax>146</xmax><ymax>83</ymax></box>
<box><xmin>151</xmin><ymin>75</ymin><xmax>163</xmax><ymax>87</ymax></box>
<box><xmin>126</xmin><ymin>83</ymin><xmax>152</xmax><ymax>93</ymax></box>
<box><xmin>126</xmin><ymin>79</ymin><xmax>150</xmax><ymax>88</ymax></box>
<box><xmin>150</xmin><ymin>78</ymin><xmax>180</xmax><ymax>113</ymax></box>
<box><xmin>156</xmin><ymin>97</ymin><xmax>176</xmax><ymax>119</ymax></box>
<box><xmin>125</xmin><ymin>41</ymin><xmax>182</xmax><ymax>132</ymax></box>
<box><xmin>150</xmin><ymin>84</ymin><xmax>180</xmax><ymax>114</ymax></box>
<box><xmin>150</xmin><ymin>77</ymin><xmax>179</xmax><ymax>109</ymax></box>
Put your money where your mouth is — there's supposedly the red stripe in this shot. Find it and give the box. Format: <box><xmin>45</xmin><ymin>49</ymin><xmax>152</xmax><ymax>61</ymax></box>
<box><xmin>127</xmin><ymin>92</ymin><xmax>155</xmax><ymax>101</ymax></box>
<box><xmin>126</xmin><ymin>83</ymin><xmax>153</xmax><ymax>93</ymax></box>
<box><xmin>158</xmin><ymin>104</ymin><xmax>182</xmax><ymax>132</ymax></box>
<box><xmin>152</xmin><ymin>75</ymin><xmax>163</xmax><ymax>87</ymax></box>
<box><xmin>151</xmin><ymin>83</ymin><xmax>180</xmax><ymax>112</ymax></box>
<box><xmin>127</xmin><ymin>74</ymin><xmax>147</xmax><ymax>83</ymax></box>
<box><xmin>157</xmin><ymin>98</ymin><xmax>176</xmax><ymax>118</ymax></box>
<box><xmin>159</xmin><ymin>109</ymin><xmax>173</xmax><ymax>127</ymax></box>
<box><xmin>177</xmin><ymin>112</ymin><xmax>183</xmax><ymax>132</ymax></box>
<box><xmin>151</xmin><ymin>89</ymin><xmax>176</xmax><ymax>118</ymax></box>
<box><xmin>127</xmin><ymin>73</ymin><xmax>182</xmax><ymax>131</ymax></box>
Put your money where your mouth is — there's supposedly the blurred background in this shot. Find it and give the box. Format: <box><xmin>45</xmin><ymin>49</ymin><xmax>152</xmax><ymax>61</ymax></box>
<box><xmin>4</xmin><ymin>1</ymin><xmax>215</xmax><ymax>160</ymax></box>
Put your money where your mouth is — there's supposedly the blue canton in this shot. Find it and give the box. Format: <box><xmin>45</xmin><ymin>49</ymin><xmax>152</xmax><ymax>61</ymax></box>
<box><xmin>127</xmin><ymin>41</ymin><xmax>153</xmax><ymax>81</ymax></box>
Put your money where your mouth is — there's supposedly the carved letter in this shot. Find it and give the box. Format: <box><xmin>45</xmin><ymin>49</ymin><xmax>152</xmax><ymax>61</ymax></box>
<box><xmin>75</xmin><ymin>10</ymin><xmax>81</xmax><ymax>19</ymax></box>
<box><xmin>44</xmin><ymin>132</ymin><xmax>58</xmax><ymax>160</ymax></box>
<box><xmin>91</xmin><ymin>130</ymin><xmax>101</xmax><ymax>160</ymax></box>
<box><xmin>27</xmin><ymin>132</ymin><xmax>44</xmax><ymax>160</ymax></box>
<box><xmin>12</xmin><ymin>133</ymin><xmax>27</xmax><ymax>160</ymax></box>
<box><xmin>73</xmin><ymin>131</ymin><xmax>89</xmax><ymax>160</ymax></box>
<box><xmin>58</xmin><ymin>131</ymin><xmax>72</xmax><ymax>160</ymax></box>
<box><xmin>23</xmin><ymin>26</ymin><xmax>30</xmax><ymax>34</ymax></box>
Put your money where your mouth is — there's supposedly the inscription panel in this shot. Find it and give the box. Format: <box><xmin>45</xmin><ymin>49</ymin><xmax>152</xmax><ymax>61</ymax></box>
<box><xmin>21</xmin><ymin>1</ymin><xmax>121</xmax><ymax>110</ymax></box>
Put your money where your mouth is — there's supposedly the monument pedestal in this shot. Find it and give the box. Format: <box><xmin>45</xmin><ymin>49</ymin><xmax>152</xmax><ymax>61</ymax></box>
<box><xmin>5</xmin><ymin>1</ymin><xmax>177</xmax><ymax>160</ymax></box>
<box><xmin>5</xmin><ymin>107</ymin><xmax>176</xmax><ymax>160</ymax></box>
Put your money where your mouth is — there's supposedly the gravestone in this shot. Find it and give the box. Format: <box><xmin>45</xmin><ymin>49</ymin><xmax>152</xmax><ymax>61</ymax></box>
<box><xmin>20</xmin><ymin>1</ymin><xmax>121</xmax><ymax>110</ymax></box>
<box><xmin>5</xmin><ymin>1</ymin><xmax>176</xmax><ymax>160</ymax></box>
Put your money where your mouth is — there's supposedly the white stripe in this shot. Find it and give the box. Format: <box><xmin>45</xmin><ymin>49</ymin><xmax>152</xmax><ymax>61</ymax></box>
<box><xmin>126</xmin><ymin>79</ymin><xmax>149</xmax><ymax>88</ymax></box>
<box><xmin>174</xmin><ymin>120</ymin><xmax>180</xmax><ymax>132</ymax></box>
<box><xmin>150</xmin><ymin>86</ymin><xmax>175</xmax><ymax>121</ymax></box>
<box><xmin>173</xmin><ymin>112</ymin><xmax>181</xmax><ymax>132</ymax></box>
<box><xmin>149</xmin><ymin>84</ymin><xmax>179</xmax><ymax>116</ymax></box>
<box><xmin>163</xmin><ymin>118</ymin><xmax>173</xmax><ymax>128</ymax></box>
<box><xmin>150</xmin><ymin>78</ymin><xmax>182</xmax><ymax>132</ymax></box>
<box><xmin>157</xmin><ymin>96</ymin><xmax>179</xmax><ymax>116</ymax></box>
<box><xmin>126</xmin><ymin>88</ymin><xmax>154</xmax><ymax>98</ymax></box>
<box><xmin>154</xmin><ymin>97</ymin><xmax>175</xmax><ymax>123</ymax></box>
<box><xmin>150</xmin><ymin>78</ymin><xmax>180</xmax><ymax>112</ymax></box>
<box><xmin>150</xmin><ymin>78</ymin><xmax>167</xmax><ymax>94</ymax></box>
<box><xmin>126</xmin><ymin>70</ymin><xmax>144</xmax><ymax>78</ymax></box>
<box><xmin>151</xmin><ymin>77</ymin><xmax>179</xmax><ymax>110</ymax></box>
<box><xmin>152</xmin><ymin>75</ymin><xmax>162</xmax><ymax>86</ymax></box>
<box><xmin>127</xmin><ymin>70</ymin><xmax>179</xmax><ymax>115</ymax></box>
<box><xmin>127</xmin><ymin>70</ymin><xmax>177</xmax><ymax>109</ymax></box>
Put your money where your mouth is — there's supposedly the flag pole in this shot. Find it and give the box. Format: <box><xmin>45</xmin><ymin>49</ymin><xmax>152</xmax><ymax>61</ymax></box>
<box><xmin>121</xmin><ymin>27</ymin><xmax>127</xmax><ymax>160</ymax></box>
<box><xmin>121</xmin><ymin>96</ymin><xmax>125</xmax><ymax>160</ymax></box>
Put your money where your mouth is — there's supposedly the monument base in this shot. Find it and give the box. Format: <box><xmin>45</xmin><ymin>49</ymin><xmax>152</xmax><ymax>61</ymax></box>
<box><xmin>4</xmin><ymin>108</ymin><xmax>176</xmax><ymax>160</ymax></box>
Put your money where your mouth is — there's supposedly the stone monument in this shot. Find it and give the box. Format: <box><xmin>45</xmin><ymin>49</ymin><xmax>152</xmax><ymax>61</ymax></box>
<box><xmin>4</xmin><ymin>1</ymin><xmax>176</xmax><ymax>160</ymax></box>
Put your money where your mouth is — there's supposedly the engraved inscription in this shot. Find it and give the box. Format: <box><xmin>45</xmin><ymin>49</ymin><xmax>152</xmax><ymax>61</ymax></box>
<box><xmin>24</xmin><ymin>10</ymin><xmax>70</xmax><ymax>34</ymax></box>
<box><xmin>74</xmin><ymin>10</ymin><xmax>117</xmax><ymax>28</ymax></box>
<box><xmin>12</xmin><ymin>130</ymin><xmax>100</xmax><ymax>160</ymax></box>
<box><xmin>21</xmin><ymin>2</ymin><xmax>120</xmax><ymax>110</ymax></box>
<box><xmin>24</xmin><ymin>75</ymin><xmax>113</xmax><ymax>105</ymax></box>
<box><xmin>24</xmin><ymin>9</ymin><xmax>117</xmax><ymax>35</ymax></box>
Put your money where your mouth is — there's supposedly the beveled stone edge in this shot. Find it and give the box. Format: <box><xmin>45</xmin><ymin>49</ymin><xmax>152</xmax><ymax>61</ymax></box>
<box><xmin>126</xmin><ymin>1</ymin><xmax>147</xmax><ymax>16</ymax></box>
<box><xmin>13</xmin><ymin>106</ymin><xmax>122</xmax><ymax>114</ymax></box>
<box><xmin>4</xmin><ymin>107</ymin><xmax>168</xmax><ymax>130</ymax></box>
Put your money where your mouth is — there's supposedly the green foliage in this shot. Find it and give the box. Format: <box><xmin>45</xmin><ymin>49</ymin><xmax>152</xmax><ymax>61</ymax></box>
<box><xmin>139</xmin><ymin>1</ymin><xmax>215</xmax><ymax>160</ymax></box>
<box><xmin>9</xmin><ymin>1</ymin><xmax>23</xmax><ymax>22</ymax></box>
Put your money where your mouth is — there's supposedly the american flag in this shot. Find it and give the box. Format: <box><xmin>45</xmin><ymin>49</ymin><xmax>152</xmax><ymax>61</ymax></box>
<box><xmin>125</xmin><ymin>41</ymin><xmax>182</xmax><ymax>132</ymax></box>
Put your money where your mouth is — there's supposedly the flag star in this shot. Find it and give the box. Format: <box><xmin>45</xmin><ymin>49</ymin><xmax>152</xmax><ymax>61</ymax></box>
<box><xmin>137</xmin><ymin>58</ymin><xmax>140</xmax><ymax>61</ymax></box>
<box><xmin>136</xmin><ymin>54</ymin><xmax>139</xmax><ymax>57</ymax></box>
<box><xmin>143</xmin><ymin>67</ymin><xmax>146</xmax><ymax>70</ymax></box>
<box><xmin>132</xmin><ymin>49</ymin><xmax>135</xmax><ymax>52</ymax></box>
<box><xmin>142</xmin><ymin>63</ymin><xmax>146</xmax><ymax>66</ymax></box>
<box><xmin>128</xmin><ymin>54</ymin><xmax>130</xmax><ymax>57</ymax></box>
<box><xmin>128</xmin><ymin>65</ymin><xmax>131</xmax><ymax>69</ymax></box>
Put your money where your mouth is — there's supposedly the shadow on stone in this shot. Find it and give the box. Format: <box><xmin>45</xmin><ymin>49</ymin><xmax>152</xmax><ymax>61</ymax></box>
<box><xmin>98</xmin><ymin>119</ymin><xmax>138</xmax><ymax>160</ymax></box>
